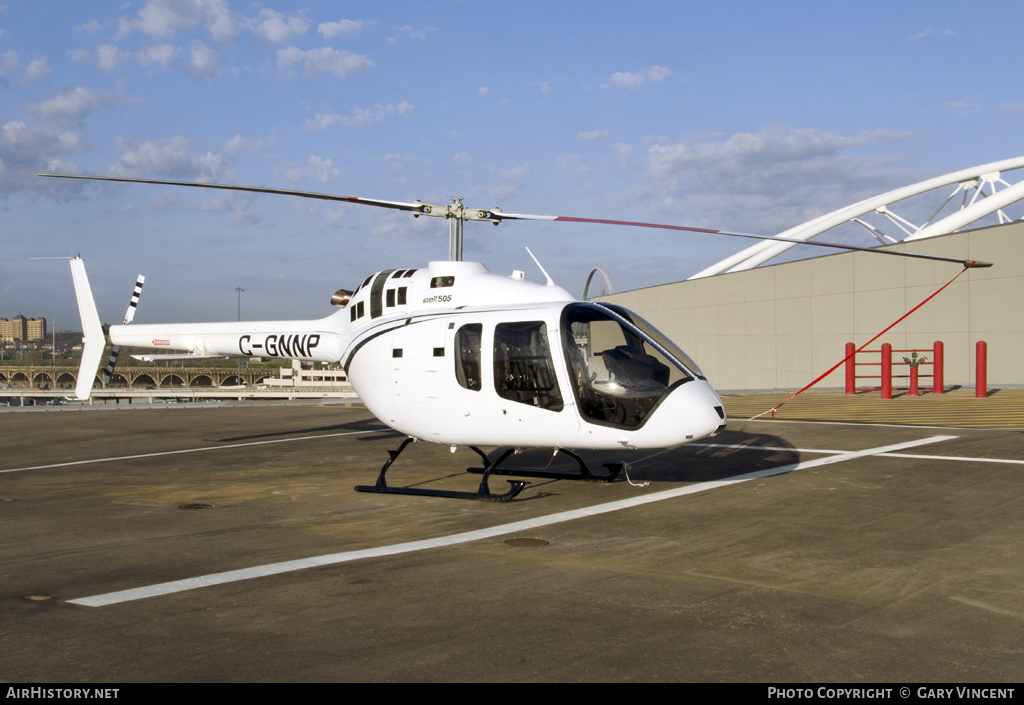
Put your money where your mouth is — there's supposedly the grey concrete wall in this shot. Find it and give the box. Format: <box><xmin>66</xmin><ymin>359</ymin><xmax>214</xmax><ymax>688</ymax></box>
<box><xmin>601</xmin><ymin>222</ymin><xmax>1024</xmax><ymax>392</ymax></box>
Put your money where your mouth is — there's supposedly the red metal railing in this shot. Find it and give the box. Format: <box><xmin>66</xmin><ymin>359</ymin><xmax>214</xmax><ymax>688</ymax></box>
<box><xmin>845</xmin><ymin>341</ymin><xmax>943</xmax><ymax>397</ymax></box>
<box><xmin>845</xmin><ymin>340</ymin><xmax>989</xmax><ymax>398</ymax></box>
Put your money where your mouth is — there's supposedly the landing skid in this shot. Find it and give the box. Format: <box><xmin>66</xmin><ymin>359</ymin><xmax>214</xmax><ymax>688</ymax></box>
<box><xmin>353</xmin><ymin>440</ymin><xmax>624</xmax><ymax>502</ymax></box>
<box><xmin>353</xmin><ymin>438</ymin><xmax>528</xmax><ymax>502</ymax></box>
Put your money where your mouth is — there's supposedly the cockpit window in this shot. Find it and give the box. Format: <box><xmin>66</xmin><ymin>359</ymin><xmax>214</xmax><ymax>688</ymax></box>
<box><xmin>602</xmin><ymin>304</ymin><xmax>705</xmax><ymax>379</ymax></box>
<box><xmin>493</xmin><ymin>321</ymin><xmax>563</xmax><ymax>411</ymax></box>
<box><xmin>562</xmin><ymin>303</ymin><xmax>694</xmax><ymax>428</ymax></box>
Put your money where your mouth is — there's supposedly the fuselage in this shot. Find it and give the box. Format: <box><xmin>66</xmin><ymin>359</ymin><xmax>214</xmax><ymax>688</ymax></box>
<box><xmin>109</xmin><ymin>261</ymin><xmax>727</xmax><ymax>450</ymax></box>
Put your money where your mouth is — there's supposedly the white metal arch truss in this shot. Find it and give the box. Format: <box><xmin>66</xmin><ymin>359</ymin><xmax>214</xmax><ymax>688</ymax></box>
<box><xmin>689</xmin><ymin>156</ymin><xmax>1024</xmax><ymax>279</ymax></box>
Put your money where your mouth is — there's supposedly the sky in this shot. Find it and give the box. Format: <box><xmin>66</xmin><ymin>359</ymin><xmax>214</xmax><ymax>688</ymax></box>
<box><xmin>1</xmin><ymin>0</ymin><xmax>1022</xmax><ymax>331</ymax></box>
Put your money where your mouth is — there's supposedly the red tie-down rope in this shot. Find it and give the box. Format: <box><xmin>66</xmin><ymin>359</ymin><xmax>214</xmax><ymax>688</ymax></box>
<box><xmin>748</xmin><ymin>261</ymin><xmax>980</xmax><ymax>421</ymax></box>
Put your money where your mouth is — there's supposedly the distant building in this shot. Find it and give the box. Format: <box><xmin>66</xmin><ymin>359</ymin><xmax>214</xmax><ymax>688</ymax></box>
<box><xmin>262</xmin><ymin>359</ymin><xmax>352</xmax><ymax>390</ymax></box>
<box><xmin>25</xmin><ymin>317</ymin><xmax>46</xmax><ymax>342</ymax></box>
<box><xmin>0</xmin><ymin>316</ymin><xmax>46</xmax><ymax>342</ymax></box>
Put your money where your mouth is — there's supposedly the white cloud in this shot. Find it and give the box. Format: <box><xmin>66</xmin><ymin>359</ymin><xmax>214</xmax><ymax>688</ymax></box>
<box><xmin>643</xmin><ymin>128</ymin><xmax>914</xmax><ymax>232</ymax></box>
<box><xmin>578</xmin><ymin>128</ymin><xmax>609</xmax><ymax>142</ymax></box>
<box><xmin>274</xmin><ymin>155</ymin><xmax>341</xmax><ymax>184</ymax></box>
<box><xmin>605</xmin><ymin>65</ymin><xmax>673</xmax><ymax>89</ymax></box>
<box><xmin>611</xmin><ymin>142</ymin><xmax>634</xmax><ymax>161</ymax></box>
<box><xmin>648</xmin><ymin>65</ymin><xmax>672</xmax><ymax>82</ymax></box>
<box><xmin>223</xmin><ymin>134</ymin><xmax>259</xmax><ymax>158</ymax></box>
<box><xmin>277</xmin><ymin>47</ymin><xmax>373</xmax><ymax>79</ymax></box>
<box><xmin>388</xmin><ymin>25</ymin><xmax>429</xmax><ymax>44</ymax></box>
<box><xmin>908</xmin><ymin>28</ymin><xmax>955</xmax><ymax>41</ymax></box>
<box><xmin>119</xmin><ymin>0</ymin><xmax>242</xmax><ymax>41</ymax></box>
<box><xmin>500</xmin><ymin>164</ymin><xmax>529</xmax><ymax>181</ymax></box>
<box><xmin>304</xmin><ymin>102</ymin><xmax>412</xmax><ymax>130</ymax></box>
<box><xmin>75</xmin><ymin>19</ymin><xmax>106</xmax><ymax>35</ymax></box>
<box><xmin>381</xmin><ymin>153</ymin><xmax>417</xmax><ymax>174</ymax></box>
<box><xmin>23</xmin><ymin>56</ymin><xmax>52</xmax><ymax>83</ymax></box>
<box><xmin>2</xmin><ymin>120</ymin><xmax>85</xmax><ymax>161</ymax></box>
<box><xmin>139</xmin><ymin>44</ymin><xmax>181</xmax><ymax>68</ymax></box>
<box><xmin>183</xmin><ymin>41</ymin><xmax>218</xmax><ymax>77</ymax></box>
<box><xmin>67</xmin><ymin>45</ymin><xmax>130</xmax><ymax>72</ymax></box>
<box><xmin>96</xmin><ymin>44</ymin><xmax>129</xmax><ymax>71</ymax></box>
<box><xmin>0</xmin><ymin>120</ymin><xmax>88</xmax><ymax>194</ymax></box>
<box><xmin>26</xmin><ymin>86</ymin><xmax>105</xmax><ymax>124</ymax></box>
<box><xmin>109</xmin><ymin>135</ymin><xmax>228</xmax><ymax>181</ymax></box>
<box><xmin>946</xmin><ymin>98</ymin><xmax>979</xmax><ymax>114</ymax></box>
<box><xmin>478</xmin><ymin>86</ymin><xmax>488</xmax><ymax>97</ymax></box>
<box><xmin>0</xmin><ymin>49</ymin><xmax>18</xmax><ymax>75</ymax></box>
<box><xmin>489</xmin><ymin>163</ymin><xmax>529</xmax><ymax>202</ymax></box>
<box><xmin>559</xmin><ymin>154</ymin><xmax>590</xmax><ymax>179</ymax></box>
<box><xmin>250</xmin><ymin>9</ymin><xmax>308</xmax><ymax>43</ymax></box>
<box><xmin>318</xmin><ymin>19</ymin><xmax>365</xmax><ymax>39</ymax></box>
<box><xmin>606</xmin><ymin>71</ymin><xmax>645</xmax><ymax>89</ymax></box>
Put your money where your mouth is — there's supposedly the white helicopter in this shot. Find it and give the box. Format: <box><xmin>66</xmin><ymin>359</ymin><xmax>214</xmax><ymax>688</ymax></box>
<box><xmin>45</xmin><ymin>173</ymin><xmax>990</xmax><ymax>501</ymax></box>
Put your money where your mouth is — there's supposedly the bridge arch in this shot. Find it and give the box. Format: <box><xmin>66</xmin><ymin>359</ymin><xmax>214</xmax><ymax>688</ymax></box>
<box><xmin>133</xmin><ymin>370</ymin><xmax>156</xmax><ymax>387</ymax></box>
<box><xmin>159</xmin><ymin>373</ymin><xmax>185</xmax><ymax>388</ymax></box>
<box><xmin>31</xmin><ymin>372</ymin><xmax>54</xmax><ymax>389</ymax></box>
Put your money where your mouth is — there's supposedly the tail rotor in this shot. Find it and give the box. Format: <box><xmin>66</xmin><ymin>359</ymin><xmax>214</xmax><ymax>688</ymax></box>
<box><xmin>102</xmin><ymin>275</ymin><xmax>144</xmax><ymax>386</ymax></box>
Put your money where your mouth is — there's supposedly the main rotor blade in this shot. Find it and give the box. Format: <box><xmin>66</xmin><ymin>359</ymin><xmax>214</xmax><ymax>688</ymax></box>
<box><xmin>40</xmin><ymin>173</ymin><xmax>992</xmax><ymax>268</ymax></box>
<box><xmin>494</xmin><ymin>212</ymin><xmax>993</xmax><ymax>268</ymax></box>
<box><xmin>39</xmin><ymin>173</ymin><xmax>434</xmax><ymax>215</ymax></box>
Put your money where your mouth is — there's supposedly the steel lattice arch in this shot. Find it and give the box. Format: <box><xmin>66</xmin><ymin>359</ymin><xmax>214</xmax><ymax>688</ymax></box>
<box><xmin>690</xmin><ymin>156</ymin><xmax>1024</xmax><ymax>279</ymax></box>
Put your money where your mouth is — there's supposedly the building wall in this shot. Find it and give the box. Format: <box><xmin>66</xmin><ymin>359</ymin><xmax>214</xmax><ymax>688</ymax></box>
<box><xmin>600</xmin><ymin>222</ymin><xmax>1024</xmax><ymax>391</ymax></box>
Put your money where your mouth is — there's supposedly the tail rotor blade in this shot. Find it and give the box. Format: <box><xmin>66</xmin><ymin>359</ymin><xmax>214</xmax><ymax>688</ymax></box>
<box><xmin>103</xmin><ymin>275</ymin><xmax>144</xmax><ymax>386</ymax></box>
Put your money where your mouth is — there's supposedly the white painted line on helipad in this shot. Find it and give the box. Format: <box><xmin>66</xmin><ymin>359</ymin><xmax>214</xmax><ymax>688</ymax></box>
<box><xmin>69</xmin><ymin>435</ymin><xmax>957</xmax><ymax>607</ymax></box>
<box><xmin>878</xmin><ymin>452</ymin><xmax>1024</xmax><ymax>465</ymax></box>
<box><xmin>692</xmin><ymin>442</ymin><xmax>1024</xmax><ymax>466</ymax></box>
<box><xmin>0</xmin><ymin>429</ymin><xmax>390</xmax><ymax>474</ymax></box>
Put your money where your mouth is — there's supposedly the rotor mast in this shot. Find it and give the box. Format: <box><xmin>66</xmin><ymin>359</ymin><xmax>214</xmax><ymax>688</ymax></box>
<box><xmin>448</xmin><ymin>198</ymin><xmax>465</xmax><ymax>261</ymax></box>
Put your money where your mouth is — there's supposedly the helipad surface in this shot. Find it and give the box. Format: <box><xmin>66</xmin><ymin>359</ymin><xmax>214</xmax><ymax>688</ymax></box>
<box><xmin>2</xmin><ymin>399</ymin><xmax>1022</xmax><ymax>682</ymax></box>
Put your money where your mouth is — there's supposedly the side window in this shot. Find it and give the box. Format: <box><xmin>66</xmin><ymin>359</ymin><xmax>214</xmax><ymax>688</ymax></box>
<box><xmin>493</xmin><ymin>321</ymin><xmax>563</xmax><ymax>411</ymax></box>
<box><xmin>455</xmin><ymin>323</ymin><xmax>482</xmax><ymax>391</ymax></box>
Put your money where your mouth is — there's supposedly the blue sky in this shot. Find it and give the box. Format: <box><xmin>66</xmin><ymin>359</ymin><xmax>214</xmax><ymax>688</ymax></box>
<box><xmin>1</xmin><ymin>1</ymin><xmax>1022</xmax><ymax>330</ymax></box>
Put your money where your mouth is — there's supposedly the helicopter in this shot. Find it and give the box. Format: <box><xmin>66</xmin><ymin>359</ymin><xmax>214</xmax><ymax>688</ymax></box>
<box><xmin>46</xmin><ymin>173</ymin><xmax>990</xmax><ymax>501</ymax></box>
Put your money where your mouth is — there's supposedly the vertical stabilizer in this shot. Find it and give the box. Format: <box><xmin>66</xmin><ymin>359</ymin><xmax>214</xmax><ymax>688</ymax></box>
<box><xmin>70</xmin><ymin>256</ymin><xmax>105</xmax><ymax>400</ymax></box>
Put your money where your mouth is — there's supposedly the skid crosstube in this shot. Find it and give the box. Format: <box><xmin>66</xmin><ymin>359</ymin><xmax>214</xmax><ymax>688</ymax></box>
<box><xmin>354</xmin><ymin>440</ymin><xmax>623</xmax><ymax>502</ymax></box>
<box><xmin>353</xmin><ymin>438</ymin><xmax>527</xmax><ymax>502</ymax></box>
<box><xmin>467</xmin><ymin>446</ymin><xmax>623</xmax><ymax>482</ymax></box>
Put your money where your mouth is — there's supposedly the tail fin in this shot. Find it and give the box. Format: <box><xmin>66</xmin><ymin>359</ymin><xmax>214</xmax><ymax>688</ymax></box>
<box><xmin>69</xmin><ymin>256</ymin><xmax>105</xmax><ymax>400</ymax></box>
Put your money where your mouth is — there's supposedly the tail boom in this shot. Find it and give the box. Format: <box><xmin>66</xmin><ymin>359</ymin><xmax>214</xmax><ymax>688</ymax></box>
<box><xmin>109</xmin><ymin>321</ymin><xmax>343</xmax><ymax>363</ymax></box>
